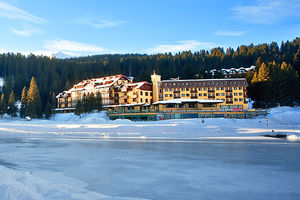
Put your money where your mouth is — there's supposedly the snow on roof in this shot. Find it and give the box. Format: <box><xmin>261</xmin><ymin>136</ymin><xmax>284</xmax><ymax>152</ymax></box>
<box><xmin>124</xmin><ymin>81</ymin><xmax>150</xmax><ymax>89</ymax></box>
<box><xmin>161</xmin><ymin>78</ymin><xmax>247</xmax><ymax>82</ymax></box>
<box><xmin>73</xmin><ymin>74</ymin><xmax>127</xmax><ymax>89</ymax></box>
<box><xmin>56</xmin><ymin>90</ymin><xmax>71</xmax><ymax>98</ymax></box>
<box><xmin>153</xmin><ymin>99</ymin><xmax>223</xmax><ymax>105</ymax></box>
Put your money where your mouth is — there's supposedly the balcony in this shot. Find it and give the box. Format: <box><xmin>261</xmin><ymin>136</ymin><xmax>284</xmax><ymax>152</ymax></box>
<box><xmin>226</xmin><ymin>95</ymin><xmax>233</xmax><ymax>98</ymax></box>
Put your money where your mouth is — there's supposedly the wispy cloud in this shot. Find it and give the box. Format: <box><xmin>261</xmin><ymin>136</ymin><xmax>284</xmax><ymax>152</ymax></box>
<box><xmin>76</xmin><ymin>18</ymin><xmax>126</xmax><ymax>29</ymax></box>
<box><xmin>214</xmin><ymin>30</ymin><xmax>247</xmax><ymax>37</ymax></box>
<box><xmin>0</xmin><ymin>1</ymin><xmax>47</xmax><ymax>24</ymax></box>
<box><xmin>232</xmin><ymin>0</ymin><xmax>300</xmax><ymax>24</ymax></box>
<box><xmin>9</xmin><ymin>26</ymin><xmax>43</xmax><ymax>37</ymax></box>
<box><xmin>147</xmin><ymin>40</ymin><xmax>216</xmax><ymax>54</ymax></box>
<box><xmin>44</xmin><ymin>39</ymin><xmax>106</xmax><ymax>56</ymax></box>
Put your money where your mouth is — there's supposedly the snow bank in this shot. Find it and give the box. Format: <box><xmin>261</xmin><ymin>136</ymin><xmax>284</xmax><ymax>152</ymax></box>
<box><xmin>267</xmin><ymin>106</ymin><xmax>300</xmax><ymax>125</ymax></box>
<box><xmin>51</xmin><ymin>111</ymin><xmax>109</xmax><ymax>123</ymax></box>
<box><xmin>0</xmin><ymin>165</ymin><xmax>149</xmax><ymax>200</ymax></box>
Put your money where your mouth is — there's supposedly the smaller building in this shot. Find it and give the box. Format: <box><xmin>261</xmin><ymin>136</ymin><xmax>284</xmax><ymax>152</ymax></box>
<box><xmin>113</xmin><ymin>81</ymin><xmax>152</xmax><ymax>105</ymax></box>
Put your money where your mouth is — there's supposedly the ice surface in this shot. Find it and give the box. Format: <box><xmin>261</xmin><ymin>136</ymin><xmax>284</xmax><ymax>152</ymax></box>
<box><xmin>0</xmin><ymin>107</ymin><xmax>300</xmax><ymax>199</ymax></box>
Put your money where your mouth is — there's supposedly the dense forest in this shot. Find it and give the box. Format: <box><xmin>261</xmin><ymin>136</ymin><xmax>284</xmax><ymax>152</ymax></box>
<box><xmin>0</xmin><ymin>37</ymin><xmax>300</xmax><ymax>117</ymax></box>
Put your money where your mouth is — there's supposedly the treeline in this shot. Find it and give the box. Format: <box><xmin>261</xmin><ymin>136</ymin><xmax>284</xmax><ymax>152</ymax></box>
<box><xmin>0</xmin><ymin>37</ymin><xmax>300</xmax><ymax>114</ymax></box>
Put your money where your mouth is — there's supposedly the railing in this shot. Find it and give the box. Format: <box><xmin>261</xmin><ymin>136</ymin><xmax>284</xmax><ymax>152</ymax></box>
<box><xmin>107</xmin><ymin>109</ymin><xmax>156</xmax><ymax>114</ymax></box>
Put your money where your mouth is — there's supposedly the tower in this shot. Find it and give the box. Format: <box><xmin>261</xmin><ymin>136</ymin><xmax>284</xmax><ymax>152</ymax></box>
<box><xmin>151</xmin><ymin>71</ymin><xmax>161</xmax><ymax>102</ymax></box>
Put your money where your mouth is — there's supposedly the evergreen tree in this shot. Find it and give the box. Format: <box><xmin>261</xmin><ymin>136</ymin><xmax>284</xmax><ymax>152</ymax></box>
<box><xmin>26</xmin><ymin>77</ymin><xmax>42</xmax><ymax>118</ymax></box>
<box><xmin>258</xmin><ymin>63</ymin><xmax>270</xmax><ymax>82</ymax></box>
<box><xmin>75</xmin><ymin>100</ymin><xmax>84</xmax><ymax>116</ymax></box>
<box><xmin>251</xmin><ymin>71</ymin><xmax>259</xmax><ymax>83</ymax></box>
<box><xmin>95</xmin><ymin>92</ymin><xmax>103</xmax><ymax>112</ymax></box>
<box><xmin>0</xmin><ymin>93</ymin><xmax>6</xmax><ymax>115</ymax></box>
<box><xmin>20</xmin><ymin>86</ymin><xmax>27</xmax><ymax>118</ymax></box>
<box><xmin>44</xmin><ymin>102</ymin><xmax>52</xmax><ymax>119</ymax></box>
<box><xmin>7</xmin><ymin>91</ymin><xmax>17</xmax><ymax>117</ymax></box>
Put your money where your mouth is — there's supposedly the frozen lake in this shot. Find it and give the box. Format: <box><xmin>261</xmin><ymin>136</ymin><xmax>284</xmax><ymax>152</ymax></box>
<box><xmin>1</xmin><ymin>136</ymin><xmax>300</xmax><ymax>200</ymax></box>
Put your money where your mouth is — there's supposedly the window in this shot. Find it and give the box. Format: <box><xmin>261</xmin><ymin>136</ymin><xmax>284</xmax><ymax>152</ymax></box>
<box><xmin>216</xmin><ymin>93</ymin><xmax>220</xmax><ymax>96</ymax></box>
<box><xmin>221</xmin><ymin>87</ymin><xmax>224</xmax><ymax>90</ymax></box>
<box><xmin>234</xmin><ymin>87</ymin><xmax>237</xmax><ymax>90</ymax></box>
<box><xmin>140</xmin><ymin>98</ymin><xmax>143</xmax><ymax>102</ymax></box>
<box><xmin>145</xmin><ymin>92</ymin><xmax>148</xmax><ymax>96</ymax></box>
<box><xmin>186</xmin><ymin>88</ymin><xmax>189</xmax><ymax>91</ymax></box>
<box><xmin>239</xmin><ymin>93</ymin><xmax>243</xmax><ymax>96</ymax></box>
<box><xmin>146</xmin><ymin>99</ymin><xmax>148</xmax><ymax>103</ymax></box>
<box><xmin>181</xmin><ymin>88</ymin><xmax>185</xmax><ymax>91</ymax></box>
<box><xmin>198</xmin><ymin>88</ymin><xmax>202</xmax><ymax>91</ymax></box>
<box><xmin>216</xmin><ymin>87</ymin><xmax>219</xmax><ymax>90</ymax></box>
<box><xmin>169</xmin><ymin>94</ymin><xmax>173</xmax><ymax>97</ymax></box>
<box><xmin>203</xmin><ymin>88</ymin><xmax>207</xmax><ymax>91</ymax></box>
<box><xmin>181</xmin><ymin>94</ymin><xmax>185</xmax><ymax>97</ymax></box>
<box><xmin>221</xmin><ymin>93</ymin><xmax>225</xmax><ymax>96</ymax></box>
<box><xmin>204</xmin><ymin>93</ymin><xmax>207</xmax><ymax>96</ymax></box>
<box><xmin>164</xmin><ymin>89</ymin><xmax>168</xmax><ymax>92</ymax></box>
<box><xmin>234</xmin><ymin>98</ymin><xmax>238</xmax><ymax>101</ymax></box>
<box><xmin>199</xmin><ymin>93</ymin><xmax>202</xmax><ymax>96</ymax></box>
<box><xmin>234</xmin><ymin>93</ymin><xmax>237</xmax><ymax>96</ymax></box>
<box><xmin>140</xmin><ymin>91</ymin><xmax>143</xmax><ymax>95</ymax></box>
<box><xmin>165</xmin><ymin>94</ymin><xmax>168</xmax><ymax>97</ymax></box>
<box><xmin>239</xmin><ymin>87</ymin><xmax>242</xmax><ymax>90</ymax></box>
<box><xmin>186</xmin><ymin>94</ymin><xmax>190</xmax><ymax>97</ymax></box>
<box><xmin>239</xmin><ymin>98</ymin><xmax>243</xmax><ymax>101</ymax></box>
<box><xmin>169</xmin><ymin>88</ymin><xmax>173</xmax><ymax>91</ymax></box>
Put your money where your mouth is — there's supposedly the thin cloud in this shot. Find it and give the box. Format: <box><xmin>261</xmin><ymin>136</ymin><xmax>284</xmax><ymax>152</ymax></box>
<box><xmin>232</xmin><ymin>0</ymin><xmax>300</xmax><ymax>24</ymax></box>
<box><xmin>0</xmin><ymin>1</ymin><xmax>47</xmax><ymax>24</ymax></box>
<box><xmin>44</xmin><ymin>39</ymin><xmax>106</xmax><ymax>55</ymax></box>
<box><xmin>214</xmin><ymin>30</ymin><xmax>247</xmax><ymax>37</ymax></box>
<box><xmin>147</xmin><ymin>40</ymin><xmax>216</xmax><ymax>54</ymax></box>
<box><xmin>76</xmin><ymin>18</ymin><xmax>126</xmax><ymax>29</ymax></box>
<box><xmin>9</xmin><ymin>26</ymin><xmax>43</xmax><ymax>37</ymax></box>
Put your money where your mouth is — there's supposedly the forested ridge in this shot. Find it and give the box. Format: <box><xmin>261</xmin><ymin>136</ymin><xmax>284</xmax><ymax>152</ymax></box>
<box><xmin>1</xmin><ymin>37</ymin><xmax>300</xmax><ymax>116</ymax></box>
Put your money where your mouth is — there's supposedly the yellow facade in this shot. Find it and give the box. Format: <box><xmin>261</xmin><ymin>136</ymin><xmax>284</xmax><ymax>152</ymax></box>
<box><xmin>113</xmin><ymin>82</ymin><xmax>152</xmax><ymax>105</ymax></box>
<box><xmin>155</xmin><ymin>77</ymin><xmax>248</xmax><ymax>110</ymax></box>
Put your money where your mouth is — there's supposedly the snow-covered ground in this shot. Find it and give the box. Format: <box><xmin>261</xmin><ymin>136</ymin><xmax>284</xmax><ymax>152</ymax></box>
<box><xmin>0</xmin><ymin>107</ymin><xmax>300</xmax><ymax>200</ymax></box>
<box><xmin>0</xmin><ymin>107</ymin><xmax>300</xmax><ymax>139</ymax></box>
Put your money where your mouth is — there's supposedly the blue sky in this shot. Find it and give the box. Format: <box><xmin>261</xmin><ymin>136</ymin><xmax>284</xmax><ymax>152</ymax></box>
<box><xmin>0</xmin><ymin>0</ymin><xmax>300</xmax><ymax>57</ymax></box>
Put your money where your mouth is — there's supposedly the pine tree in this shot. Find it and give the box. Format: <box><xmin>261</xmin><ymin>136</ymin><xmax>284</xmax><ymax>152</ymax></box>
<box><xmin>20</xmin><ymin>86</ymin><xmax>27</xmax><ymax>118</ymax></box>
<box><xmin>44</xmin><ymin>102</ymin><xmax>52</xmax><ymax>119</ymax></box>
<box><xmin>7</xmin><ymin>91</ymin><xmax>17</xmax><ymax>117</ymax></box>
<box><xmin>251</xmin><ymin>71</ymin><xmax>259</xmax><ymax>83</ymax></box>
<box><xmin>0</xmin><ymin>93</ymin><xmax>6</xmax><ymax>115</ymax></box>
<box><xmin>95</xmin><ymin>92</ymin><xmax>103</xmax><ymax>112</ymax></box>
<box><xmin>26</xmin><ymin>77</ymin><xmax>42</xmax><ymax>118</ymax></box>
<box><xmin>75</xmin><ymin>100</ymin><xmax>83</xmax><ymax>116</ymax></box>
<box><xmin>258</xmin><ymin>63</ymin><xmax>270</xmax><ymax>82</ymax></box>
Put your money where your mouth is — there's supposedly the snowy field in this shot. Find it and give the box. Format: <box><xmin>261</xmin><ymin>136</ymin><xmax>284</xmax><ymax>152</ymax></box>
<box><xmin>0</xmin><ymin>107</ymin><xmax>300</xmax><ymax>199</ymax></box>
